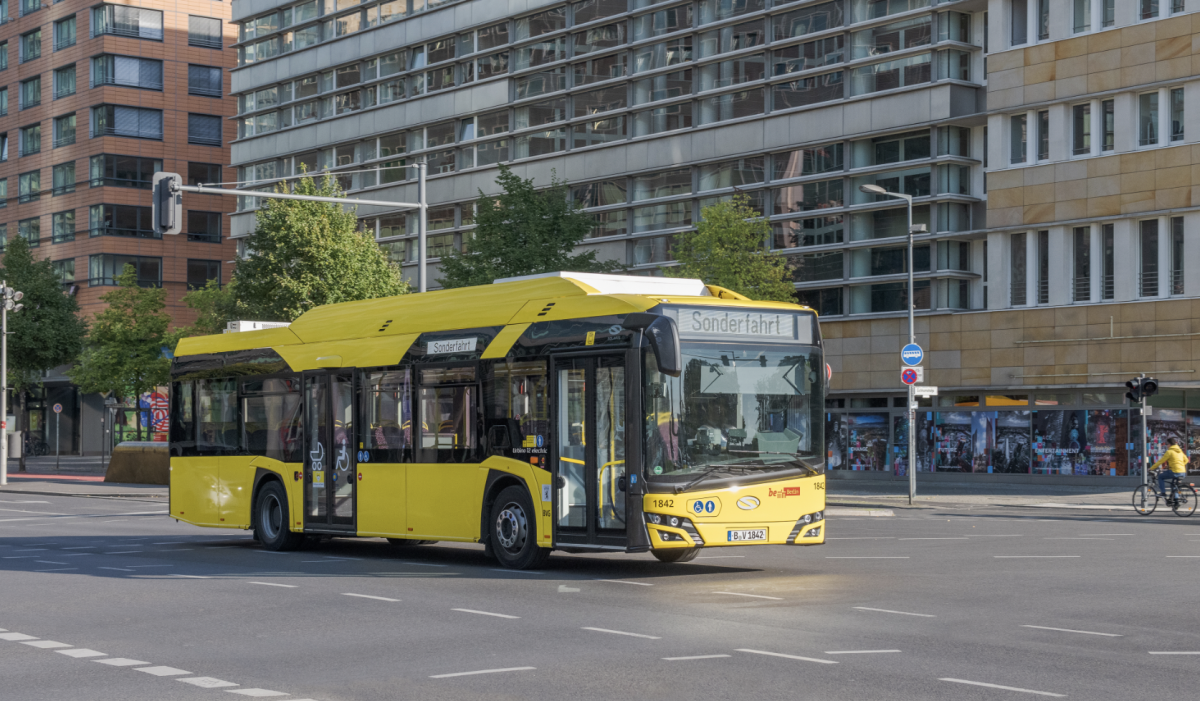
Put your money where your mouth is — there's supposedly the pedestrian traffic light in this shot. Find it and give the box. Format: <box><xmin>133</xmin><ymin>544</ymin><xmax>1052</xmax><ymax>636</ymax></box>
<box><xmin>151</xmin><ymin>172</ymin><xmax>183</xmax><ymax>236</ymax></box>
<box><xmin>1126</xmin><ymin>377</ymin><xmax>1143</xmax><ymax>404</ymax></box>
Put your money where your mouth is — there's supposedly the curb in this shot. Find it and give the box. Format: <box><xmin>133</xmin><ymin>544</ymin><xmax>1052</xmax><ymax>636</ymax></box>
<box><xmin>826</xmin><ymin>507</ymin><xmax>895</xmax><ymax>517</ymax></box>
<box><xmin>0</xmin><ymin>488</ymin><xmax>167</xmax><ymax>501</ymax></box>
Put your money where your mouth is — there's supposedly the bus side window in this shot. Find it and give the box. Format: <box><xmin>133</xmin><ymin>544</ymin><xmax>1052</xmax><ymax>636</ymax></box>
<box><xmin>242</xmin><ymin>377</ymin><xmax>303</xmax><ymax>462</ymax></box>
<box><xmin>170</xmin><ymin>381</ymin><xmax>195</xmax><ymax>456</ymax></box>
<box><xmin>418</xmin><ymin>366</ymin><xmax>478</xmax><ymax>463</ymax></box>
<box><xmin>361</xmin><ymin>368</ymin><xmax>412</xmax><ymax>462</ymax></box>
<box><xmin>197</xmin><ymin>378</ymin><xmax>238</xmax><ymax>454</ymax></box>
<box><xmin>484</xmin><ymin>360</ymin><xmax>549</xmax><ymax>462</ymax></box>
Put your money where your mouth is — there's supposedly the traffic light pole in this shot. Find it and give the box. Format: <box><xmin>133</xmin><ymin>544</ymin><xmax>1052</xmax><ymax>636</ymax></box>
<box><xmin>1142</xmin><ymin>397</ymin><xmax>1149</xmax><ymax>488</ymax></box>
<box><xmin>1</xmin><ymin>280</ymin><xmax>6</xmax><ymax>487</ymax></box>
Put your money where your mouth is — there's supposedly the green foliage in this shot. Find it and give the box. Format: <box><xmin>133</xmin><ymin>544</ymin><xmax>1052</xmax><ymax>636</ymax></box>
<box><xmin>0</xmin><ymin>236</ymin><xmax>88</xmax><ymax>391</ymax></box>
<box><xmin>179</xmin><ymin>277</ymin><xmax>238</xmax><ymax>337</ymax></box>
<box><xmin>668</xmin><ymin>194</ymin><xmax>796</xmax><ymax>303</ymax></box>
<box><xmin>233</xmin><ymin>173</ymin><xmax>410</xmax><ymax>321</ymax></box>
<box><xmin>69</xmin><ymin>266</ymin><xmax>171</xmax><ymax>408</ymax></box>
<box><xmin>438</xmin><ymin>164</ymin><xmax>622</xmax><ymax>288</ymax></box>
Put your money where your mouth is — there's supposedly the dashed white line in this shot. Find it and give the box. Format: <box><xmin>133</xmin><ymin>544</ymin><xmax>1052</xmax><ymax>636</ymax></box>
<box><xmin>582</xmin><ymin>627</ymin><xmax>661</xmax><ymax>639</ymax></box>
<box><xmin>342</xmin><ymin>593</ymin><xmax>400</xmax><ymax>602</ymax></box>
<box><xmin>489</xmin><ymin>569</ymin><xmax>544</xmax><ymax>574</ymax></box>
<box><xmin>452</xmin><ymin>608</ymin><xmax>519</xmax><ymax>619</ymax></box>
<box><xmin>663</xmin><ymin>654</ymin><xmax>731</xmax><ymax>660</ymax></box>
<box><xmin>826</xmin><ymin>537</ymin><xmax>895</xmax><ymax>540</ymax></box>
<box><xmin>226</xmin><ymin>689</ymin><xmax>290</xmax><ymax>697</ymax></box>
<box><xmin>13</xmin><ymin>548</ymin><xmax>47</xmax><ymax>552</ymax></box>
<box><xmin>171</xmin><ymin>574</ymin><xmax>211</xmax><ymax>579</ymax></box>
<box><xmin>179</xmin><ymin>677</ymin><xmax>239</xmax><ymax>689</ymax></box>
<box><xmin>136</xmin><ymin>666</ymin><xmax>192</xmax><ymax>677</ymax></box>
<box><xmin>248</xmin><ymin>581</ymin><xmax>297</xmax><ymax>588</ymax></box>
<box><xmin>429</xmin><ymin>667</ymin><xmax>535</xmax><ymax>679</ymax></box>
<box><xmin>939</xmin><ymin>678</ymin><xmax>1065</xmax><ymax>697</ymax></box>
<box><xmin>1165</xmin><ymin>556</ymin><xmax>1200</xmax><ymax>558</ymax></box>
<box><xmin>898</xmin><ymin>538</ymin><xmax>968</xmax><ymax>540</ymax></box>
<box><xmin>21</xmin><ymin>640</ymin><xmax>71</xmax><ymax>649</ymax></box>
<box><xmin>824</xmin><ymin>650</ymin><xmax>900</xmax><ymax>654</ymax></box>
<box><xmin>714</xmin><ymin>591</ymin><xmax>783</xmax><ymax>601</ymax></box>
<box><xmin>853</xmin><ymin>607</ymin><xmax>936</xmax><ymax>618</ymax></box>
<box><xmin>1149</xmin><ymin>651</ymin><xmax>1200</xmax><ymax>655</ymax></box>
<box><xmin>397</xmin><ymin>561</ymin><xmax>448</xmax><ymax>567</ymax></box>
<box><xmin>61</xmin><ymin>546</ymin><xmax>96</xmax><ymax>550</ymax></box>
<box><xmin>595</xmin><ymin>579</ymin><xmax>653</xmax><ymax>586</ymax></box>
<box><xmin>0</xmin><ymin>632</ymin><xmax>37</xmax><ymax>641</ymax></box>
<box><xmin>994</xmin><ymin>556</ymin><xmax>1080</xmax><ymax>559</ymax></box>
<box><xmin>98</xmin><ymin>567</ymin><xmax>133</xmax><ymax>572</ymax></box>
<box><xmin>35</xmin><ymin>561</ymin><xmax>68</xmax><ymax>565</ymax></box>
<box><xmin>696</xmin><ymin>555</ymin><xmax>745</xmax><ymax>558</ymax></box>
<box><xmin>1022</xmin><ymin>625</ymin><xmax>1122</xmax><ymax>637</ymax></box>
<box><xmin>35</xmin><ymin>567</ymin><xmax>77</xmax><ymax>572</ymax></box>
<box><xmin>826</xmin><ymin>556</ymin><xmax>910</xmax><ymax>559</ymax></box>
<box><xmin>104</xmin><ymin>551</ymin><xmax>142</xmax><ymax>555</ymax></box>
<box><xmin>736</xmin><ymin>649</ymin><xmax>837</xmax><ymax>665</ymax></box>
<box><xmin>57</xmin><ymin>648</ymin><xmax>105</xmax><ymax>658</ymax></box>
<box><xmin>94</xmin><ymin>658</ymin><xmax>151</xmax><ymax>666</ymax></box>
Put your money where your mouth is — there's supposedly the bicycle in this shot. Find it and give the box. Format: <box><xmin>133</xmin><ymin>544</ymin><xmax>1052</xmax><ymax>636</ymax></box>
<box><xmin>1133</xmin><ymin>469</ymin><xmax>1198</xmax><ymax>517</ymax></box>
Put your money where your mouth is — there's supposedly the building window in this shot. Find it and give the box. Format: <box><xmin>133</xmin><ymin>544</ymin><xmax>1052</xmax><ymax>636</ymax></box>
<box><xmin>1170</xmin><ymin>216</ymin><xmax>1184</xmax><ymax>295</ymax></box>
<box><xmin>187</xmin><ymin>162</ymin><xmax>222</xmax><ymax>186</ymax></box>
<box><xmin>18</xmin><ymin>170</ymin><xmax>39</xmax><ymax>203</ymax></box>
<box><xmin>0</xmin><ymin>177</ymin><xmax>7</xmax><ymax>208</ymax></box>
<box><xmin>1101</xmin><ymin>99</ymin><xmax>1114</xmax><ymax>151</ymax></box>
<box><xmin>1036</xmin><ymin>229</ymin><xmax>1049</xmax><ymax>304</ymax></box>
<box><xmin>18</xmin><ymin>217</ymin><xmax>39</xmax><ymax>246</ymax></box>
<box><xmin>19</xmin><ymin>29</ymin><xmax>40</xmax><ymax>62</ymax></box>
<box><xmin>1010</xmin><ymin>114</ymin><xmax>1027</xmax><ymax>164</ymax></box>
<box><xmin>1073</xmin><ymin>0</ymin><xmax>1090</xmax><ymax>32</ymax></box>
<box><xmin>188</xmin><ymin>16</ymin><xmax>223</xmax><ymax>49</ymax></box>
<box><xmin>53</xmin><ymin>64</ymin><xmax>75</xmax><ymax>98</ymax></box>
<box><xmin>1101</xmin><ymin>222</ymin><xmax>1114</xmax><ymax>299</ymax></box>
<box><xmin>0</xmin><ymin>87</ymin><xmax>6</xmax><ymax>116</ymax></box>
<box><xmin>1036</xmin><ymin>0</ymin><xmax>1049</xmax><ymax>40</ymax></box>
<box><xmin>91</xmin><ymin>55</ymin><xmax>164</xmax><ymax>90</ymax></box>
<box><xmin>51</xmin><ymin>258</ymin><xmax>74</xmax><ymax>286</ymax></box>
<box><xmin>186</xmin><ymin>260</ymin><xmax>221</xmax><ymax>290</ymax></box>
<box><xmin>186</xmin><ymin>211</ymin><xmax>221</xmax><ymax>243</ymax></box>
<box><xmin>187</xmin><ymin>114</ymin><xmax>222</xmax><ymax>146</ymax></box>
<box><xmin>19</xmin><ymin>77</ymin><xmax>39</xmax><ymax>109</ymax></box>
<box><xmin>795</xmin><ymin>287</ymin><xmax>843</xmax><ymax>316</ymax></box>
<box><xmin>1170</xmin><ymin>87</ymin><xmax>1184</xmax><ymax>141</ymax></box>
<box><xmin>52</xmin><ymin>161</ymin><xmax>73</xmax><ymax>195</ymax></box>
<box><xmin>54</xmin><ymin>16</ymin><xmax>75</xmax><ymax>50</ymax></box>
<box><xmin>1010</xmin><ymin>232</ymin><xmax>1026</xmax><ymax>305</ymax></box>
<box><xmin>1138</xmin><ymin>92</ymin><xmax>1159</xmax><ymax>146</ymax></box>
<box><xmin>19</xmin><ymin>124</ymin><xmax>39</xmax><ymax>156</ymax></box>
<box><xmin>53</xmin><ymin>114</ymin><xmax>74</xmax><ymax>147</ymax></box>
<box><xmin>849</xmin><ymin>53</ymin><xmax>930</xmax><ymax>96</ymax></box>
<box><xmin>1103</xmin><ymin>0</ymin><xmax>1115</xmax><ymax>26</ymax></box>
<box><xmin>92</xmin><ymin>5</ymin><xmax>163</xmax><ymax>40</ymax></box>
<box><xmin>1011</xmin><ymin>0</ymin><xmax>1028</xmax><ymax>46</ymax></box>
<box><xmin>91</xmin><ymin>106</ymin><xmax>163</xmax><ymax>140</ymax></box>
<box><xmin>88</xmin><ymin>204</ymin><xmax>156</xmax><ymax>239</ymax></box>
<box><xmin>0</xmin><ymin>41</ymin><xmax>7</xmax><ymax>71</ymax></box>
<box><xmin>1140</xmin><ymin>219</ymin><xmax>1159</xmax><ymax>297</ymax></box>
<box><xmin>19</xmin><ymin>0</ymin><xmax>38</xmax><ymax>17</ymax></box>
<box><xmin>187</xmin><ymin>65</ymin><xmax>222</xmax><ymax>97</ymax></box>
<box><xmin>51</xmin><ymin>210</ymin><xmax>74</xmax><ymax>243</ymax></box>
<box><xmin>1073</xmin><ymin>226</ymin><xmax>1090</xmax><ymax>302</ymax></box>
<box><xmin>1072</xmin><ymin>103</ymin><xmax>1090</xmax><ymax>155</ymax></box>
<box><xmin>88</xmin><ymin>254</ymin><xmax>161</xmax><ymax>287</ymax></box>
<box><xmin>1140</xmin><ymin>0</ymin><xmax>1159</xmax><ymax>20</ymax></box>
<box><xmin>1036</xmin><ymin>110</ymin><xmax>1049</xmax><ymax>161</ymax></box>
<box><xmin>89</xmin><ymin>154</ymin><xmax>162</xmax><ymax>188</ymax></box>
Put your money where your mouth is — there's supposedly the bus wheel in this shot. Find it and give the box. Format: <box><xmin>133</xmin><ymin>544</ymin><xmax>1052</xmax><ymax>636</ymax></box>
<box><xmin>651</xmin><ymin>547</ymin><xmax>700</xmax><ymax>563</ymax></box>
<box><xmin>490</xmin><ymin>486</ymin><xmax>550</xmax><ymax>570</ymax></box>
<box><xmin>255</xmin><ymin>482</ymin><xmax>305</xmax><ymax>552</ymax></box>
<box><xmin>386</xmin><ymin>538</ymin><xmax>439</xmax><ymax>546</ymax></box>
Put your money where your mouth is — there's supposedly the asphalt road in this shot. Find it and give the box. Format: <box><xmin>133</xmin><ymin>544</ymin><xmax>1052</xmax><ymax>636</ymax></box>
<box><xmin>1</xmin><ymin>493</ymin><xmax>1197</xmax><ymax>700</ymax></box>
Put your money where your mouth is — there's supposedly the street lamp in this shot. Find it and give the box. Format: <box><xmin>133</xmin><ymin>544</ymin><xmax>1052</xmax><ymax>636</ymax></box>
<box><xmin>858</xmin><ymin>184</ymin><xmax>925</xmax><ymax>505</ymax></box>
<box><xmin>0</xmin><ymin>284</ymin><xmax>24</xmax><ymax>486</ymax></box>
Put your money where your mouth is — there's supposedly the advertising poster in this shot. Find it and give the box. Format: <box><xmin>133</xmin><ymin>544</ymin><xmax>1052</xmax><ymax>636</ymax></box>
<box><xmin>893</xmin><ymin>414</ymin><xmax>908</xmax><ymax>477</ymax></box>
<box><xmin>915</xmin><ymin>411</ymin><xmax>936</xmax><ymax>472</ymax></box>
<box><xmin>844</xmin><ymin>413</ymin><xmax>888</xmax><ymax>471</ymax></box>
<box><xmin>1033</xmin><ymin>410</ymin><xmax>1086</xmax><ymax>474</ymax></box>
<box><xmin>1147</xmin><ymin>408</ymin><xmax>1185</xmax><ymax>468</ymax></box>
<box><xmin>933</xmin><ymin>412</ymin><xmax>975</xmax><ymax>472</ymax></box>
<box><xmin>992</xmin><ymin>411</ymin><xmax>1032</xmax><ymax>473</ymax></box>
<box><xmin>826</xmin><ymin>413</ymin><xmax>846</xmax><ymax>470</ymax></box>
<box><xmin>1086</xmin><ymin>409</ymin><xmax>1127</xmax><ymax>476</ymax></box>
<box><xmin>1188</xmin><ymin>411</ymin><xmax>1200</xmax><ymax>475</ymax></box>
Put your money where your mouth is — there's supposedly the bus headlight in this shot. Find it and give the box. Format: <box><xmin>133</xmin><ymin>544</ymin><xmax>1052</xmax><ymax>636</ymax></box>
<box><xmin>803</xmin><ymin>514</ymin><xmax>812</xmax><ymax>524</ymax></box>
<box><xmin>648</xmin><ymin>514</ymin><xmax>662</xmax><ymax>525</ymax></box>
<box><xmin>669</xmin><ymin>516</ymin><xmax>679</xmax><ymax>527</ymax></box>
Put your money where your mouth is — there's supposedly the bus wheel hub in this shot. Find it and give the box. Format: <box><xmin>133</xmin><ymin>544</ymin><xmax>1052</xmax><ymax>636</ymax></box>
<box><xmin>496</xmin><ymin>504</ymin><xmax>527</xmax><ymax>550</ymax></box>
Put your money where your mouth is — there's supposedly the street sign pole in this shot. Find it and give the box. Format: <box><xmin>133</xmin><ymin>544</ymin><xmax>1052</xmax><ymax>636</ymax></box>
<box><xmin>53</xmin><ymin>403</ymin><xmax>62</xmax><ymax>473</ymax></box>
<box><xmin>1</xmin><ymin>279</ymin><xmax>6</xmax><ymax>487</ymax></box>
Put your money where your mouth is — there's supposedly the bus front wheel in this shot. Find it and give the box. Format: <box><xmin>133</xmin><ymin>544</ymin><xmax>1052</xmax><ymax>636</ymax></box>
<box><xmin>255</xmin><ymin>482</ymin><xmax>305</xmax><ymax>551</ymax></box>
<box><xmin>652</xmin><ymin>547</ymin><xmax>700</xmax><ymax>563</ymax></box>
<box><xmin>489</xmin><ymin>486</ymin><xmax>550</xmax><ymax>570</ymax></box>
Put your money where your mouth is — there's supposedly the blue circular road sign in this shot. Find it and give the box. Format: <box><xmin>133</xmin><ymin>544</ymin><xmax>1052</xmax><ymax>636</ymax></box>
<box><xmin>901</xmin><ymin>343</ymin><xmax>923</xmax><ymax>366</ymax></box>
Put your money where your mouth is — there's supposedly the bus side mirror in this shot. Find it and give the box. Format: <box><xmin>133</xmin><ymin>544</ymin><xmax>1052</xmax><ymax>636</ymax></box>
<box><xmin>623</xmin><ymin>313</ymin><xmax>681</xmax><ymax>377</ymax></box>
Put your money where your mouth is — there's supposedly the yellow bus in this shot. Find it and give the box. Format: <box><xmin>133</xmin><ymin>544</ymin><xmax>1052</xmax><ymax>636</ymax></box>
<box><xmin>169</xmin><ymin>272</ymin><xmax>826</xmax><ymax>569</ymax></box>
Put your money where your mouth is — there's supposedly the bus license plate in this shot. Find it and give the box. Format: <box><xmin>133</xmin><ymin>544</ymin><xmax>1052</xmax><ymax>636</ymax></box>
<box><xmin>727</xmin><ymin>529</ymin><xmax>766</xmax><ymax>542</ymax></box>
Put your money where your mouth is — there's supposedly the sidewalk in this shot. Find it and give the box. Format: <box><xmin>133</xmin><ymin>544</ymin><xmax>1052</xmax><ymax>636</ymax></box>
<box><xmin>0</xmin><ymin>456</ymin><xmax>166</xmax><ymax>499</ymax></box>
<box><xmin>828</xmin><ymin>478</ymin><xmax>1134</xmax><ymax>510</ymax></box>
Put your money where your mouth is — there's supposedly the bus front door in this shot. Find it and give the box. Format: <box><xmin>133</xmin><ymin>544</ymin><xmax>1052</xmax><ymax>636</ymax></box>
<box><xmin>302</xmin><ymin>371</ymin><xmax>357</xmax><ymax>533</ymax></box>
<box><xmin>553</xmin><ymin>356</ymin><xmax>628</xmax><ymax>550</ymax></box>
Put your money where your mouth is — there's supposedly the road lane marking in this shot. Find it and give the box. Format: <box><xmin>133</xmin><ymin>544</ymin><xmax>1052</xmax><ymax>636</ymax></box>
<box><xmin>490</xmin><ymin>569</ymin><xmax>544</xmax><ymax>574</ymax></box>
<box><xmin>827</xmin><ymin>556</ymin><xmax>909</xmax><ymax>559</ymax></box>
<box><xmin>939</xmin><ymin>678</ymin><xmax>1065</xmax><ymax>697</ymax></box>
<box><xmin>35</xmin><ymin>561</ymin><xmax>68</xmax><ymax>565</ymax></box>
<box><xmin>736</xmin><ymin>649</ymin><xmax>837</xmax><ymax>664</ymax></box>
<box><xmin>128</xmin><ymin>565</ymin><xmax>173</xmax><ymax>568</ymax></box>
<box><xmin>1022</xmin><ymin>625</ymin><xmax>1121</xmax><ymax>637</ymax></box>
<box><xmin>342</xmin><ymin>593</ymin><xmax>400</xmax><ymax>602</ymax></box>
<box><xmin>104</xmin><ymin>551</ymin><xmax>142</xmax><ymax>554</ymax></box>
<box><xmin>1078</xmin><ymin>534</ymin><xmax>1132</xmax><ymax>536</ymax></box>
<box><xmin>14</xmin><ymin>548</ymin><xmax>47</xmax><ymax>551</ymax></box>
<box><xmin>136</xmin><ymin>666</ymin><xmax>191</xmax><ymax>676</ymax></box>
<box><xmin>853</xmin><ymin>607</ymin><xmax>936</xmax><ymax>618</ymax></box>
<box><xmin>3</xmin><ymin>556</ymin><xmax>39</xmax><ymax>559</ymax></box>
<box><xmin>595</xmin><ymin>579</ymin><xmax>653</xmax><ymax>586</ymax></box>
<box><xmin>57</xmin><ymin>648</ymin><xmax>105</xmax><ymax>658</ymax></box>
<box><xmin>1149</xmin><ymin>651</ymin><xmax>1200</xmax><ymax>655</ymax></box>
<box><xmin>994</xmin><ymin>556</ymin><xmax>1080</xmax><ymax>559</ymax></box>
<box><xmin>35</xmin><ymin>568</ymin><xmax>77</xmax><ymax>572</ymax></box>
<box><xmin>965</xmin><ymin>534</ymin><xmax>1024</xmax><ymax>537</ymax></box>
<box><xmin>663</xmin><ymin>654</ymin><xmax>731</xmax><ymax>660</ymax></box>
<box><xmin>453</xmin><ymin>608</ymin><xmax>519</xmax><ymax>619</ymax></box>
<box><xmin>61</xmin><ymin>546</ymin><xmax>96</xmax><ymax>550</ymax></box>
<box><xmin>430</xmin><ymin>667</ymin><xmax>535</xmax><ymax>679</ymax></box>
<box><xmin>226</xmin><ymin>689</ymin><xmax>289</xmax><ymax>697</ymax></box>
<box><xmin>824</xmin><ymin>650</ymin><xmax>900</xmax><ymax>654</ymax></box>
<box><xmin>898</xmin><ymin>538</ymin><xmax>968</xmax><ymax>540</ymax></box>
<box><xmin>179</xmin><ymin>677</ymin><xmax>239</xmax><ymax>688</ymax></box>
<box><xmin>397</xmin><ymin>561</ymin><xmax>448</xmax><ymax>567</ymax></box>
<box><xmin>171</xmin><ymin>574</ymin><xmax>211</xmax><ymax>579</ymax></box>
<box><xmin>61</xmin><ymin>554</ymin><xmax>92</xmax><ymax>557</ymax></box>
<box><xmin>696</xmin><ymin>555</ymin><xmax>745</xmax><ymax>559</ymax></box>
<box><xmin>827</xmin><ymin>537</ymin><xmax>895</xmax><ymax>540</ymax></box>
<box><xmin>21</xmin><ymin>640</ymin><xmax>71</xmax><ymax>649</ymax></box>
<box><xmin>0</xmin><ymin>633</ymin><xmax>38</xmax><ymax>640</ymax></box>
<box><xmin>582</xmin><ymin>627</ymin><xmax>661</xmax><ymax>639</ymax></box>
<box><xmin>714</xmin><ymin>592</ymin><xmax>783</xmax><ymax>600</ymax></box>
<box><xmin>95</xmin><ymin>658</ymin><xmax>150</xmax><ymax>666</ymax></box>
<box><xmin>98</xmin><ymin>567</ymin><xmax>133</xmax><ymax>572</ymax></box>
<box><xmin>248</xmin><ymin>581</ymin><xmax>297</xmax><ymax>588</ymax></box>
<box><xmin>151</xmin><ymin>542</ymin><xmax>184</xmax><ymax>545</ymax></box>
<box><xmin>1044</xmin><ymin>537</ymin><xmax>1113</xmax><ymax>540</ymax></box>
<box><xmin>1165</xmin><ymin>556</ymin><xmax>1200</xmax><ymax>558</ymax></box>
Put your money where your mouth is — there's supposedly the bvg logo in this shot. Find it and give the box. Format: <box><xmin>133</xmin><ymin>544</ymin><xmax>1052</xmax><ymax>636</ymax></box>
<box><xmin>768</xmin><ymin>487</ymin><xmax>802</xmax><ymax>498</ymax></box>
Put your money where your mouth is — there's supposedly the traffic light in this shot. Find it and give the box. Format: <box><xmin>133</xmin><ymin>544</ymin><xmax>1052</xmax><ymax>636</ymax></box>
<box><xmin>1141</xmin><ymin>376</ymin><xmax>1159</xmax><ymax>399</ymax></box>
<box><xmin>151</xmin><ymin>172</ymin><xmax>183</xmax><ymax>236</ymax></box>
<box><xmin>1126</xmin><ymin>376</ymin><xmax>1160</xmax><ymax>404</ymax></box>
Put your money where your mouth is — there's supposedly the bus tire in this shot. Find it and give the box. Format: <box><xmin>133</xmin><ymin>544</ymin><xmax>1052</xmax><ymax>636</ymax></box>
<box><xmin>489</xmin><ymin>485</ymin><xmax>550</xmax><ymax>570</ymax></box>
<box><xmin>386</xmin><ymin>538</ymin><xmax>438</xmax><ymax>546</ymax></box>
<box><xmin>651</xmin><ymin>547</ymin><xmax>700</xmax><ymax>563</ymax></box>
<box><xmin>255</xmin><ymin>481</ymin><xmax>305</xmax><ymax>552</ymax></box>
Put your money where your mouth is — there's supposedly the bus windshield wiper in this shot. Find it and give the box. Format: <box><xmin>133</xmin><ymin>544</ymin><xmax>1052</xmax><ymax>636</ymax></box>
<box><xmin>673</xmin><ymin>458</ymin><xmax>798</xmax><ymax>494</ymax></box>
<box><xmin>725</xmin><ymin>450</ymin><xmax>822</xmax><ymax>476</ymax></box>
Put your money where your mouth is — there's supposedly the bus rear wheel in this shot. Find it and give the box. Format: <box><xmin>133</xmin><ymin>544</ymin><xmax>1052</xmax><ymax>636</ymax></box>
<box><xmin>652</xmin><ymin>547</ymin><xmax>700</xmax><ymax>563</ymax></box>
<box><xmin>490</xmin><ymin>486</ymin><xmax>550</xmax><ymax>570</ymax></box>
<box><xmin>255</xmin><ymin>481</ymin><xmax>305</xmax><ymax>551</ymax></box>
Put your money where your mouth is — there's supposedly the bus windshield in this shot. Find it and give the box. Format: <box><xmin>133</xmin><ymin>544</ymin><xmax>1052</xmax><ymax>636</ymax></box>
<box><xmin>644</xmin><ymin>342</ymin><xmax>824</xmax><ymax>485</ymax></box>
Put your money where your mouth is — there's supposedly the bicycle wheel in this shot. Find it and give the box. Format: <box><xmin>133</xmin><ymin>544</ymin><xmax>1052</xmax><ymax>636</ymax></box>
<box><xmin>1172</xmin><ymin>485</ymin><xmax>1197</xmax><ymax>517</ymax></box>
<box><xmin>1132</xmin><ymin>485</ymin><xmax>1158</xmax><ymax>515</ymax></box>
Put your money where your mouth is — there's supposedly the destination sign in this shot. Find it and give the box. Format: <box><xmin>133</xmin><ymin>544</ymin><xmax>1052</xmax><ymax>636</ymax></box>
<box><xmin>666</xmin><ymin>308</ymin><xmax>813</xmax><ymax>344</ymax></box>
<box><xmin>427</xmin><ymin>337</ymin><xmax>478</xmax><ymax>355</ymax></box>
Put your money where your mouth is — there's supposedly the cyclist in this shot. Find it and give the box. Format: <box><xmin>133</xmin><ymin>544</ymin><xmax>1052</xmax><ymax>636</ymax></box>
<box><xmin>1150</xmin><ymin>437</ymin><xmax>1189</xmax><ymax>498</ymax></box>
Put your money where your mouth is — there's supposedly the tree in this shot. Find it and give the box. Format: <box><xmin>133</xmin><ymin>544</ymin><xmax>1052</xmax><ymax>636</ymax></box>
<box><xmin>233</xmin><ymin>172</ymin><xmax>410</xmax><ymax>321</ymax></box>
<box><xmin>0</xmin><ymin>236</ymin><xmax>88</xmax><ymax>469</ymax></box>
<box><xmin>69</xmin><ymin>266</ymin><xmax>172</xmax><ymax>441</ymax></box>
<box><xmin>438</xmin><ymin>164</ymin><xmax>622</xmax><ymax>288</ymax></box>
<box><xmin>668</xmin><ymin>194</ymin><xmax>796</xmax><ymax>303</ymax></box>
<box><xmin>179</xmin><ymin>277</ymin><xmax>238</xmax><ymax>336</ymax></box>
